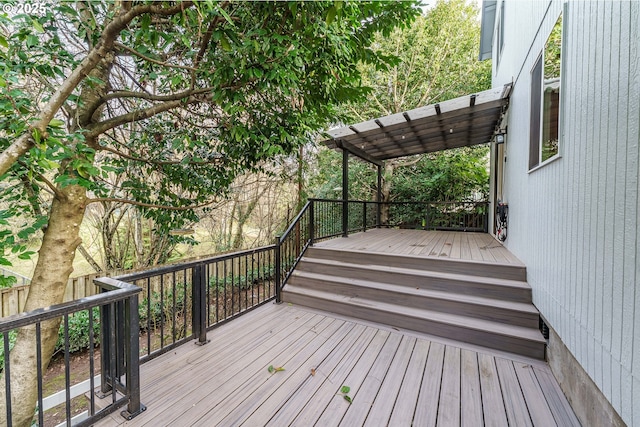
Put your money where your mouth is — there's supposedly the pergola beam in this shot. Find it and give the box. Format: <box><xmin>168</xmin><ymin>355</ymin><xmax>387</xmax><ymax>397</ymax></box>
<box><xmin>335</xmin><ymin>139</ymin><xmax>383</xmax><ymax>167</ymax></box>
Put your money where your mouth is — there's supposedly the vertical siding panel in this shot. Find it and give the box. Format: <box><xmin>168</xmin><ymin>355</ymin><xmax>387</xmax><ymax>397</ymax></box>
<box><xmin>601</xmin><ymin>4</ymin><xmax>619</xmax><ymax>403</ymax></box>
<box><xmin>593</xmin><ymin>1</ymin><xmax>612</xmax><ymax>391</ymax></box>
<box><xmin>611</xmin><ymin>2</ymin><xmax>631</xmax><ymax>387</ymax></box>
<box><xmin>584</xmin><ymin>4</ymin><xmax>602</xmax><ymax>381</ymax></box>
<box><xmin>602</xmin><ymin>1</ymin><xmax>617</xmax><ymax>362</ymax></box>
<box><xmin>628</xmin><ymin>3</ymin><xmax>640</xmax><ymax>425</ymax></box>
<box><xmin>583</xmin><ymin>1</ymin><xmax>597</xmax><ymax>370</ymax></box>
<box><xmin>624</xmin><ymin>0</ymin><xmax>640</xmax><ymax>369</ymax></box>
<box><xmin>567</xmin><ymin>2</ymin><xmax>581</xmax><ymax>350</ymax></box>
<box><xmin>634</xmin><ymin>376</ymin><xmax>640</xmax><ymax>426</ymax></box>
<box><xmin>570</xmin><ymin>1</ymin><xmax>587</xmax><ymax>355</ymax></box>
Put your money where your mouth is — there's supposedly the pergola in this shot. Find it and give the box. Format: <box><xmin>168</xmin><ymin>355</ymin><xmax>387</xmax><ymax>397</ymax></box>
<box><xmin>319</xmin><ymin>83</ymin><xmax>512</xmax><ymax>235</ymax></box>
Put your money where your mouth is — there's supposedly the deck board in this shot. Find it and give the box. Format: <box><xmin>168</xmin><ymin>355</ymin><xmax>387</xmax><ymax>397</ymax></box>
<box><xmin>437</xmin><ymin>345</ymin><xmax>462</xmax><ymax>426</ymax></box>
<box><xmin>478</xmin><ymin>353</ymin><xmax>510</xmax><ymax>427</ymax></box>
<box><xmin>461</xmin><ymin>349</ymin><xmax>484</xmax><ymax>427</ymax></box>
<box><xmin>412</xmin><ymin>341</ymin><xmax>445</xmax><ymax>426</ymax></box>
<box><xmin>495</xmin><ymin>358</ymin><xmax>534</xmax><ymax>427</ymax></box>
<box><xmin>315</xmin><ymin>229</ymin><xmax>524</xmax><ymax>267</ymax></box>
<box><xmin>98</xmin><ymin>303</ymin><xmax>577</xmax><ymax>427</ymax></box>
<box><xmin>387</xmin><ymin>339</ymin><xmax>430</xmax><ymax>425</ymax></box>
<box><xmin>362</xmin><ymin>335</ymin><xmax>416</xmax><ymax>427</ymax></box>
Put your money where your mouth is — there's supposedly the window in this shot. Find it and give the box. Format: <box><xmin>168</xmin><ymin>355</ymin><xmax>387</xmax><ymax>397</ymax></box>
<box><xmin>497</xmin><ymin>1</ymin><xmax>505</xmax><ymax>64</ymax></box>
<box><xmin>530</xmin><ymin>13</ymin><xmax>562</xmax><ymax>170</ymax></box>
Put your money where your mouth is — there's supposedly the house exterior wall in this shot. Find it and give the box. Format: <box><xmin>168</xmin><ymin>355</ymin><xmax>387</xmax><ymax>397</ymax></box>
<box><xmin>490</xmin><ymin>1</ymin><xmax>639</xmax><ymax>425</ymax></box>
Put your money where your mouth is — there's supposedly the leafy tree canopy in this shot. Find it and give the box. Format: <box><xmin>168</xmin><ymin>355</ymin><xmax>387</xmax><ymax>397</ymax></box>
<box><xmin>0</xmin><ymin>1</ymin><xmax>419</xmax><ymax>269</ymax></box>
<box><xmin>309</xmin><ymin>0</ymin><xmax>492</xmax><ymax>204</ymax></box>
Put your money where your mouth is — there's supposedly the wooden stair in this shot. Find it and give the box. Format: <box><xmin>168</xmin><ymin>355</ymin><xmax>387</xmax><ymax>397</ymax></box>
<box><xmin>282</xmin><ymin>246</ymin><xmax>546</xmax><ymax>359</ymax></box>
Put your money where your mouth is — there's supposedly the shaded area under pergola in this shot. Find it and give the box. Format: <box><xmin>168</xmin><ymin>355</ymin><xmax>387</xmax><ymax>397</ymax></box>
<box><xmin>319</xmin><ymin>83</ymin><xmax>512</xmax><ymax>235</ymax></box>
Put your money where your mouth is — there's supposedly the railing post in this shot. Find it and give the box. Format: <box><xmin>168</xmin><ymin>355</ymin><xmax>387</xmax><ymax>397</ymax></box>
<box><xmin>377</xmin><ymin>165</ymin><xmax>382</xmax><ymax>228</ymax></box>
<box><xmin>192</xmin><ymin>264</ymin><xmax>209</xmax><ymax>345</ymax></box>
<box><xmin>99</xmin><ymin>301</ymin><xmax>112</xmax><ymax>395</ymax></box>
<box><xmin>116</xmin><ymin>301</ymin><xmax>126</xmax><ymax>378</ymax></box>
<box><xmin>425</xmin><ymin>203</ymin><xmax>431</xmax><ymax>230</ymax></box>
<box><xmin>362</xmin><ymin>202</ymin><xmax>367</xmax><ymax>232</ymax></box>
<box><xmin>342</xmin><ymin>149</ymin><xmax>349</xmax><ymax>237</ymax></box>
<box><xmin>483</xmin><ymin>202</ymin><xmax>489</xmax><ymax>232</ymax></box>
<box><xmin>274</xmin><ymin>237</ymin><xmax>282</xmax><ymax>303</ymax></box>
<box><xmin>309</xmin><ymin>200</ymin><xmax>315</xmax><ymax>245</ymax></box>
<box><xmin>121</xmin><ymin>293</ymin><xmax>145</xmax><ymax>419</ymax></box>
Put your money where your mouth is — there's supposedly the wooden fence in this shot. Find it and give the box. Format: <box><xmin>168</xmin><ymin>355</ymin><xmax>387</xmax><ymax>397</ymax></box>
<box><xmin>0</xmin><ymin>271</ymin><xmax>124</xmax><ymax>318</ymax></box>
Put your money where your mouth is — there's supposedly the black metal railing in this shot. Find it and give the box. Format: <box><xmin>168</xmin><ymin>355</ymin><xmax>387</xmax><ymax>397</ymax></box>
<box><xmin>383</xmin><ymin>201</ymin><xmax>489</xmax><ymax>232</ymax></box>
<box><xmin>0</xmin><ymin>277</ymin><xmax>143</xmax><ymax>426</ymax></box>
<box><xmin>275</xmin><ymin>201</ymin><xmax>312</xmax><ymax>302</ymax></box>
<box><xmin>310</xmin><ymin>199</ymin><xmax>378</xmax><ymax>241</ymax></box>
<box><xmin>115</xmin><ymin>245</ymin><xmax>277</xmax><ymax>354</ymax></box>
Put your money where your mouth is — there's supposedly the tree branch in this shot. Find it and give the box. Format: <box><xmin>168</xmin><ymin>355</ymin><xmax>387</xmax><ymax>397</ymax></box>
<box><xmin>392</xmin><ymin>156</ymin><xmax>422</xmax><ymax>168</ymax></box>
<box><xmin>0</xmin><ymin>1</ymin><xmax>194</xmax><ymax>176</ymax></box>
<box><xmin>88</xmin><ymin>197</ymin><xmax>218</xmax><ymax>211</ymax></box>
<box><xmin>114</xmin><ymin>42</ymin><xmax>198</xmax><ymax>71</ymax></box>
<box><xmin>85</xmin><ymin>86</ymin><xmax>214</xmax><ymax>120</ymax></box>
<box><xmin>99</xmin><ymin>144</ymin><xmax>223</xmax><ymax>166</ymax></box>
<box><xmin>85</xmin><ymin>96</ymin><xmax>200</xmax><ymax>139</ymax></box>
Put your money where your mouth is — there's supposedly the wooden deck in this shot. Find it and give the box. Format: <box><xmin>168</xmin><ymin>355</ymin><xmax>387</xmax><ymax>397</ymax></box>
<box><xmin>315</xmin><ymin>229</ymin><xmax>524</xmax><ymax>266</ymax></box>
<box><xmin>97</xmin><ymin>303</ymin><xmax>579</xmax><ymax>427</ymax></box>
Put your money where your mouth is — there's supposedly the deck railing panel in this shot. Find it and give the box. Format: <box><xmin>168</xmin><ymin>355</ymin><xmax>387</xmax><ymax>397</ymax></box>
<box><xmin>382</xmin><ymin>201</ymin><xmax>488</xmax><ymax>232</ymax></box>
<box><xmin>0</xmin><ymin>277</ymin><xmax>143</xmax><ymax>426</ymax></box>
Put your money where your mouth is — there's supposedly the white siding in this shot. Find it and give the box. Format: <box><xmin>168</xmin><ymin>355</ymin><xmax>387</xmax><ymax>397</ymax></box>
<box><xmin>493</xmin><ymin>1</ymin><xmax>640</xmax><ymax>425</ymax></box>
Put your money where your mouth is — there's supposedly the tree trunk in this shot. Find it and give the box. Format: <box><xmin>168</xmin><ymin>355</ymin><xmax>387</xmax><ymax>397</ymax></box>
<box><xmin>0</xmin><ymin>39</ymin><xmax>113</xmax><ymax>426</ymax></box>
<box><xmin>380</xmin><ymin>162</ymin><xmax>395</xmax><ymax>225</ymax></box>
<box><xmin>0</xmin><ymin>184</ymin><xmax>87</xmax><ymax>426</ymax></box>
<box><xmin>133</xmin><ymin>209</ymin><xmax>144</xmax><ymax>267</ymax></box>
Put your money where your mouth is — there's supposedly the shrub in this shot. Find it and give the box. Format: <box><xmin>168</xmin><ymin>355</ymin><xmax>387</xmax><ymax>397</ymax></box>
<box><xmin>138</xmin><ymin>285</ymin><xmax>188</xmax><ymax>331</ymax></box>
<box><xmin>54</xmin><ymin>307</ymin><xmax>101</xmax><ymax>356</ymax></box>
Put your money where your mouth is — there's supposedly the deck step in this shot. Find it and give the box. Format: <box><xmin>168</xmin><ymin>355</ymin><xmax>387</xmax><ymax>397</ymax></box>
<box><xmin>287</xmin><ymin>270</ymin><xmax>539</xmax><ymax>328</ymax></box>
<box><xmin>282</xmin><ymin>286</ymin><xmax>546</xmax><ymax>359</ymax></box>
<box><xmin>284</xmin><ymin>244</ymin><xmax>544</xmax><ymax>359</ymax></box>
<box><xmin>305</xmin><ymin>246</ymin><xmax>527</xmax><ymax>281</ymax></box>
<box><xmin>295</xmin><ymin>256</ymin><xmax>532</xmax><ymax>303</ymax></box>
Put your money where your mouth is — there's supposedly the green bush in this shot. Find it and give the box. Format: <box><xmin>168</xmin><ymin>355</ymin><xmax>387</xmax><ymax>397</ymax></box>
<box><xmin>209</xmin><ymin>265</ymin><xmax>275</xmax><ymax>292</ymax></box>
<box><xmin>54</xmin><ymin>307</ymin><xmax>101</xmax><ymax>355</ymax></box>
<box><xmin>139</xmin><ymin>285</ymin><xmax>188</xmax><ymax>330</ymax></box>
<box><xmin>0</xmin><ymin>275</ymin><xmax>17</xmax><ymax>289</ymax></box>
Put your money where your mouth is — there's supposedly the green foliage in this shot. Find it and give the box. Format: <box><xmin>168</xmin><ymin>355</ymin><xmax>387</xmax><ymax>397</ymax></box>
<box><xmin>310</xmin><ymin>146</ymin><xmax>489</xmax><ymax>203</ymax></box>
<box><xmin>544</xmin><ymin>14</ymin><xmax>562</xmax><ymax>79</ymax></box>
<box><xmin>209</xmin><ymin>264</ymin><xmax>275</xmax><ymax>292</ymax></box>
<box><xmin>339</xmin><ymin>0</ymin><xmax>491</xmax><ymax>121</ymax></box>
<box><xmin>54</xmin><ymin>307</ymin><xmax>101</xmax><ymax>355</ymax></box>
<box><xmin>392</xmin><ymin>147</ymin><xmax>489</xmax><ymax>202</ymax></box>
<box><xmin>309</xmin><ymin>1</ymin><xmax>492</xmax><ymax>204</ymax></box>
<box><xmin>308</xmin><ymin>148</ymin><xmax>378</xmax><ymax>200</ymax></box>
<box><xmin>139</xmin><ymin>285</ymin><xmax>188</xmax><ymax>330</ymax></box>
<box><xmin>267</xmin><ymin>364</ymin><xmax>285</xmax><ymax>374</ymax></box>
<box><xmin>0</xmin><ymin>274</ymin><xmax>17</xmax><ymax>288</ymax></box>
<box><xmin>339</xmin><ymin>385</ymin><xmax>353</xmax><ymax>403</ymax></box>
<box><xmin>0</xmin><ymin>330</ymin><xmax>17</xmax><ymax>371</ymax></box>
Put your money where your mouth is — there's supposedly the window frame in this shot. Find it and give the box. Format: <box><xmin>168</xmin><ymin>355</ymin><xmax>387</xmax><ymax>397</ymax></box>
<box><xmin>529</xmin><ymin>11</ymin><xmax>564</xmax><ymax>172</ymax></box>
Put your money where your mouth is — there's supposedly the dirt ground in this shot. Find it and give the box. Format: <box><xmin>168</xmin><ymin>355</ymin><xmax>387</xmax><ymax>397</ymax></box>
<box><xmin>42</xmin><ymin>349</ymin><xmax>102</xmax><ymax>426</ymax></box>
